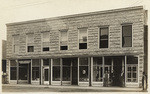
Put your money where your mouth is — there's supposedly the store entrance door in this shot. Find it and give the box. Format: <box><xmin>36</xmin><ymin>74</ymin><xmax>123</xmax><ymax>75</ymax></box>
<box><xmin>43</xmin><ymin>67</ymin><xmax>49</xmax><ymax>85</ymax></box>
<box><xmin>112</xmin><ymin>57</ymin><xmax>124</xmax><ymax>86</ymax></box>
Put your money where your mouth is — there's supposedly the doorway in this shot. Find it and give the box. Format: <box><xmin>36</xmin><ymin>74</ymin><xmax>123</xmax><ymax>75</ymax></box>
<box><xmin>19</xmin><ymin>63</ymin><xmax>29</xmax><ymax>83</ymax></box>
<box><xmin>72</xmin><ymin>58</ymin><xmax>78</xmax><ymax>85</ymax></box>
<box><xmin>112</xmin><ymin>57</ymin><xmax>124</xmax><ymax>86</ymax></box>
<box><xmin>43</xmin><ymin>67</ymin><xmax>49</xmax><ymax>84</ymax></box>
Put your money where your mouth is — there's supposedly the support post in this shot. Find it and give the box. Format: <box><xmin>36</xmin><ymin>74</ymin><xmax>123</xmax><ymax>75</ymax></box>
<box><xmin>102</xmin><ymin>57</ymin><xmax>105</xmax><ymax>83</ymax></box>
<box><xmin>49</xmin><ymin>59</ymin><xmax>51</xmax><ymax>85</ymax></box>
<box><xmin>30</xmin><ymin>59</ymin><xmax>32</xmax><ymax>84</ymax></box>
<box><xmin>91</xmin><ymin>57</ymin><xmax>93</xmax><ymax>86</ymax></box>
<box><xmin>16</xmin><ymin>59</ymin><xmax>19</xmax><ymax>84</ymax></box>
<box><xmin>78</xmin><ymin>57</ymin><xmax>79</xmax><ymax>85</ymax></box>
<box><xmin>60</xmin><ymin>58</ymin><xmax>62</xmax><ymax>85</ymax></box>
<box><xmin>40</xmin><ymin>59</ymin><xmax>43</xmax><ymax>85</ymax></box>
<box><xmin>125</xmin><ymin>56</ymin><xmax>127</xmax><ymax>87</ymax></box>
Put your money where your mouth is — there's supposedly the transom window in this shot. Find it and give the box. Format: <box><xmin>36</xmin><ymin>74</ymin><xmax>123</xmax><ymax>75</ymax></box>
<box><xmin>99</xmin><ymin>27</ymin><xmax>108</xmax><ymax>48</ymax></box>
<box><xmin>79</xmin><ymin>28</ymin><xmax>87</xmax><ymax>49</ymax></box>
<box><xmin>122</xmin><ymin>25</ymin><xmax>132</xmax><ymax>47</ymax></box>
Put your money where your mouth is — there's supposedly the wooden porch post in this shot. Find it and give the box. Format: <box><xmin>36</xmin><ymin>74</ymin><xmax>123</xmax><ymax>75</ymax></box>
<box><xmin>91</xmin><ymin>57</ymin><xmax>93</xmax><ymax>86</ymax></box>
<box><xmin>125</xmin><ymin>56</ymin><xmax>127</xmax><ymax>87</ymax></box>
<box><xmin>60</xmin><ymin>58</ymin><xmax>62</xmax><ymax>85</ymax></box>
<box><xmin>30</xmin><ymin>59</ymin><xmax>32</xmax><ymax>84</ymax></box>
<box><xmin>102</xmin><ymin>57</ymin><xmax>105</xmax><ymax>84</ymax></box>
<box><xmin>40</xmin><ymin>59</ymin><xmax>43</xmax><ymax>85</ymax></box>
<box><xmin>78</xmin><ymin>57</ymin><xmax>79</xmax><ymax>85</ymax></box>
<box><xmin>49</xmin><ymin>59</ymin><xmax>51</xmax><ymax>85</ymax></box>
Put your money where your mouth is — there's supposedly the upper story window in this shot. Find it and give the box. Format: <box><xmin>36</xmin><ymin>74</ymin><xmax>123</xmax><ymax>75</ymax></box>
<box><xmin>27</xmin><ymin>33</ymin><xmax>34</xmax><ymax>52</ymax></box>
<box><xmin>42</xmin><ymin>32</ymin><xmax>50</xmax><ymax>51</ymax></box>
<box><xmin>99</xmin><ymin>27</ymin><xmax>108</xmax><ymax>48</ymax></box>
<box><xmin>60</xmin><ymin>30</ymin><xmax>68</xmax><ymax>50</ymax></box>
<box><xmin>122</xmin><ymin>25</ymin><xmax>132</xmax><ymax>47</ymax></box>
<box><xmin>79</xmin><ymin>28</ymin><xmax>87</xmax><ymax>49</ymax></box>
<box><xmin>13</xmin><ymin>35</ymin><xmax>19</xmax><ymax>53</ymax></box>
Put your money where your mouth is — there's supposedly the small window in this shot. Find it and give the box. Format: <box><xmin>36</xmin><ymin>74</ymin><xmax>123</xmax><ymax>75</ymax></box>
<box><xmin>79</xmin><ymin>28</ymin><xmax>87</xmax><ymax>49</ymax></box>
<box><xmin>43</xmin><ymin>47</ymin><xmax>49</xmax><ymax>51</ymax></box>
<box><xmin>99</xmin><ymin>27</ymin><xmax>108</xmax><ymax>48</ymax></box>
<box><xmin>122</xmin><ymin>25</ymin><xmax>132</xmax><ymax>47</ymax></box>
<box><xmin>60</xmin><ymin>30</ymin><xmax>68</xmax><ymax>50</ymax></box>
<box><xmin>60</xmin><ymin>46</ymin><xmax>68</xmax><ymax>50</ymax></box>
<box><xmin>28</xmin><ymin>46</ymin><xmax>34</xmax><ymax>52</ymax></box>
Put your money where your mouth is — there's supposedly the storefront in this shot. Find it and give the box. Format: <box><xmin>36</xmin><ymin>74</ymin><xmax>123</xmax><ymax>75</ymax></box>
<box><xmin>9</xmin><ymin>55</ymin><xmax>139</xmax><ymax>87</ymax></box>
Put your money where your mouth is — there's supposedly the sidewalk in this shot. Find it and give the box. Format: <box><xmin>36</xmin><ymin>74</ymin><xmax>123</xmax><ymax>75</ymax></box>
<box><xmin>2</xmin><ymin>84</ymin><xmax>143</xmax><ymax>92</ymax></box>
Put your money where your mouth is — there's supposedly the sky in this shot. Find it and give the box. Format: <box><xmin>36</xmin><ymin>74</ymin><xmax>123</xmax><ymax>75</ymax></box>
<box><xmin>0</xmin><ymin>0</ymin><xmax>149</xmax><ymax>40</ymax></box>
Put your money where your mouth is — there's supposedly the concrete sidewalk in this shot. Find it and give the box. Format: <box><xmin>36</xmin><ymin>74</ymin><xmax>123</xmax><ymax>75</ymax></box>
<box><xmin>2</xmin><ymin>84</ymin><xmax>144</xmax><ymax>92</ymax></box>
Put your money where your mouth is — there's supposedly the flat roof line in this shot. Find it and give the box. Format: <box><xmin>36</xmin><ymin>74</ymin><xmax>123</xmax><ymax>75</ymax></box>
<box><xmin>6</xmin><ymin>6</ymin><xmax>144</xmax><ymax>26</ymax></box>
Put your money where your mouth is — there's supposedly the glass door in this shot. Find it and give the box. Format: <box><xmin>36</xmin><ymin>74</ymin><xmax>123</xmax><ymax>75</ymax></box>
<box><xmin>43</xmin><ymin>67</ymin><xmax>49</xmax><ymax>84</ymax></box>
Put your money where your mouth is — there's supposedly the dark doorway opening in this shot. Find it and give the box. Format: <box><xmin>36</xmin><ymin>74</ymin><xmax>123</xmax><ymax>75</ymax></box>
<box><xmin>71</xmin><ymin>58</ymin><xmax>78</xmax><ymax>85</ymax></box>
<box><xmin>112</xmin><ymin>57</ymin><xmax>124</xmax><ymax>87</ymax></box>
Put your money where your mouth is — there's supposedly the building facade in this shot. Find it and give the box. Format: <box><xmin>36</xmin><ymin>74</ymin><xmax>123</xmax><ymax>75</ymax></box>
<box><xmin>6</xmin><ymin>6</ymin><xmax>148</xmax><ymax>87</ymax></box>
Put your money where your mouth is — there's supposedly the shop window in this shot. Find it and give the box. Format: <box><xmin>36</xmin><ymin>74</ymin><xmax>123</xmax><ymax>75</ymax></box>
<box><xmin>79</xmin><ymin>28</ymin><xmax>87</xmax><ymax>49</ymax></box>
<box><xmin>32</xmin><ymin>59</ymin><xmax>40</xmax><ymax>81</ymax></box>
<box><xmin>122</xmin><ymin>25</ymin><xmax>132</xmax><ymax>47</ymax></box>
<box><xmin>60</xmin><ymin>30</ymin><xmax>68</xmax><ymax>50</ymax></box>
<box><xmin>93</xmin><ymin>57</ymin><xmax>103</xmax><ymax>82</ymax></box>
<box><xmin>43</xmin><ymin>47</ymin><xmax>49</xmax><ymax>51</ymax></box>
<box><xmin>79</xmin><ymin>58</ymin><xmax>89</xmax><ymax>82</ymax></box>
<box><xmin>99</xmin><ymin>27</ymin><xmax>108</xmax><ymax>48</ymax></box>
<box><xmin>62</xmin><ymin>59</ymin><xmax>71</xmax><ymax>81</ymax></box>
<box><xmin>10</xmin><ymin>60</ymin><xmax>17</xmax><ymax>80</ymax></box>
<box><xmin>28</xmin><ymin>46</ymin><xmax>34</xmax><ymax>52</ymax></box>
<box><xmin>53</xmin><ymin>59</ymin><xmax>60</xmax><ymax>81</ymax></box>
<box><xmin>126</xmin><ymin>56</ymin><xmax>138</xmax><ymax>82</ymax></box>
<box><xmin>104</xmin><ymin>57</ymin><xmax>111</xmax><ymax>73</ymax></box>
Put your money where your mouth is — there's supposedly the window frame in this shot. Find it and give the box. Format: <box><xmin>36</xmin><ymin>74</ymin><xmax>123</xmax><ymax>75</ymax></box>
<box><xmin>78</xmin><ymin>27</ymin><xmax>88</xmax><ymax>49</ymax></box>
<box><xmin>41</xmin><ymin>31</ymin><xmax>50</xmax><ymax>52</ymax></box>
<box><xmin>12</xmin><ymin>35</ymin><xmax>19</xmax><ymax>54</ymax></box>
<box><xmin>122</xmin><ymin>24</ymin><xmax>133</xmax><ymax>47</ymax></box>
<box><xmin>99</xmin><ymin>26</ymin><xmax>109</xmax><ymax>48</ymax></box>
<box><xmin>26</xmin><ymin>33</ymin><xmax>34</xmax><ymax>53</ymax></box>
<box><xmin>59</xmin><ymin>29</ymin><xmax>68</xmax><ymax>50</ymax></box>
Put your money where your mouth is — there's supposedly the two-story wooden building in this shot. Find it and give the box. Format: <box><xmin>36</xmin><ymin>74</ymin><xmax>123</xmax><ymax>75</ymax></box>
<box><xmin>6</xmin><ymin>6</ymin><xmax>148</xmax><ymax>87</ymax></box>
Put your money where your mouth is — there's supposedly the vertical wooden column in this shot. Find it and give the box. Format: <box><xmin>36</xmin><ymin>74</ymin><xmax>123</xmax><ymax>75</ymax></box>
<box><xmin>77</xmin><ymin>57</ymin><xmax>79</xmax><ymax>85</ymax></box>
<box><xmin>102</xmin><ymin>57</ymin><xmax>105</xmax><ymax>83</ymax></box>
<box><xmin>91</xmin><ymin>57</ymin><xmax>93</xmax><ymax>86</ymax></box>
<box><xmin>30</xmin><ymin>59</ymin><xmax>32</xmax><ymax>84</ymax></box>
<box><xmin>70</xmin><ymin>60</ymin><xmax>72</xmax><ymax>85</ymax></box>
<box><xmin>40</xmin><ymin>59</ymin><xmax>43</xmax><ymax>85</ymax></box>
<box><xmin>8</xmin><ymin>60</ymin><xmax>10</xmax><ymax>84</ymax></box>
<box><xmin>60</xmin><ymin>58</ymin><xmax>62</xmax><ymax>85</ymax></box>
<box><xmin>49</xmin><ymin>59</ymin><xmax>51</xmax><ymax>85</ymax></box>
<box><xmin>111</xmin><ymin>58</ymin><xmax>113</xmax><ymax>73</ymax></box>
<box><xmin>125</xmin><ymin>56</ymin><xmax>127</xmax><ymax>87</ymax></box>
<box><xmin>51</xmin><ymin>59</ymin><xmax>53</xmax><ymax>85</ymax></box>
<box><xmin>16</xmin><ymin>59</ymin><xmax>19</xmax><ymax>84</ymax></box>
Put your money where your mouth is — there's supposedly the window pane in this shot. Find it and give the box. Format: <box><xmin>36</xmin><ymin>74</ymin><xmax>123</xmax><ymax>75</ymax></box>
<box><xmin>133</xmin><ymin>67</ymin><xmax>136</xmax><ymax>71</ymax></box>
<box><xmin>122</xmin><ymin>37</ymin><xmax>132</xmax><ymax>47</ymax></box>
<box><xmin>93</xmin><ymin>66</ymin><xmax>103</xmax><ymax>81</ymax></box>
<box><xmin>43</xmin><ymin>47</ymin><xmax>49</xmax><ymax>51</ymax></box>
<box><xmin>133</xmin><ymin>73</ymin><xmax>136</xmax><ymax>78</ymax></box>
<box><xmin>100</xmin><ymin>40</ymin><xmax>108</xmax><ymax>48</ymax></box>
<box><xmin>128</xmin><ymin>67</ymin><xmax>131</xmax><ymax>71</ymax></box>
<box><xmin>79</xmin><ymin>43</ymin><xmax>87</xmax><ymax>49</ymax></box>
<box><xmin>10</xmin><ymin>67</ymin><xmax>17</xmax><ymax>80</ymax></box>
<box><xmin>43</xmin><ymin>59</ymin><xmax>49</xmax><ymax>66</ymax></box>
<box><xmin>28</xmin><ymin>46</ymin><xmax>34</xmax><ymax>52</ymax></box>
<box><xmin>122</xmin><ymin>25</ymin><xmax>132</xmax><ymax>36</ymax></box>
<box><xmin>53</xmin><ymin>66</ymin><xmax>60</xmax><ymax>81</ymax></box>
<box><xmin>60</xmin><ymin>31</ymin><xmax>67</xmax><ymax>42</ymax></box>
<box><xmin>104</xmin><ymin>57</ymin><xmax>111</xmax><ymax>65</ymax></box>
<box><xmin>19</xmin><ymin>67</ymin><xmax>28</xmax><ymax>80</ymax></box>
<box><xmin>32</xmin><ymin>67</ymin><xmax>39</xmax><ymax>80</ymax></box>
<box><xmin>32</xmin><ymin>59</ymin><xmax>40</xmax><ymax>67</ymax></box>
<box><xmin>60</xmin><ymin>46</ymin><xmax>68</xmax><ymax>50</ymax></box>
<box><xmin>63</xmin><ymin>67</ymin><xmax>70</xmax><ymax>81</ymax></box>
<box><xmin>79</xmin><ymin>66</ymin><xmax>88</xmax><ymax>82</ymax></box>
<box><xmin>44</xmin><ymin>69</ymin><xmax>49</xmax><ymax>81</ymax></box>
<box><xmin>79</xmin><ymin>28</ymin><xmax>87</xmax><ymax>43</ymax></box>
<box><xmin>127</xmin><ymin>56</ymin><xmax>138</xmax><ymax>64</ymax></box>
<box><xmin>53</xmin><ymin>59</ymin><xmax>60</xmax><ymax>65</ymax></box>
<box><xmin>100</xmin><ymin>28</ymin><xmax>108</xmax><ymax>39</ymax></box>
<box><xmin>93</xmin><ymin>57</ymin><xmax>102</xmax><ymax>65</ymax></box>
<box><xmin>10</xmin><ymin>60</ymin><xmax>17</xmax><ymax>67</ymax></box>
<box><xmin>79</xmin><ymin>58</ymin><xmax>88</xmax><ymax>65</ymax></box>
<box><xmin>128</xmin><ymin>73</ymin><xmax>131</xmax><ymax>78</ymax></box>
<box><xmin>42</xmin><ymin>32</ymin><xmax>49</xmax><ymax>42</ymax></box>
